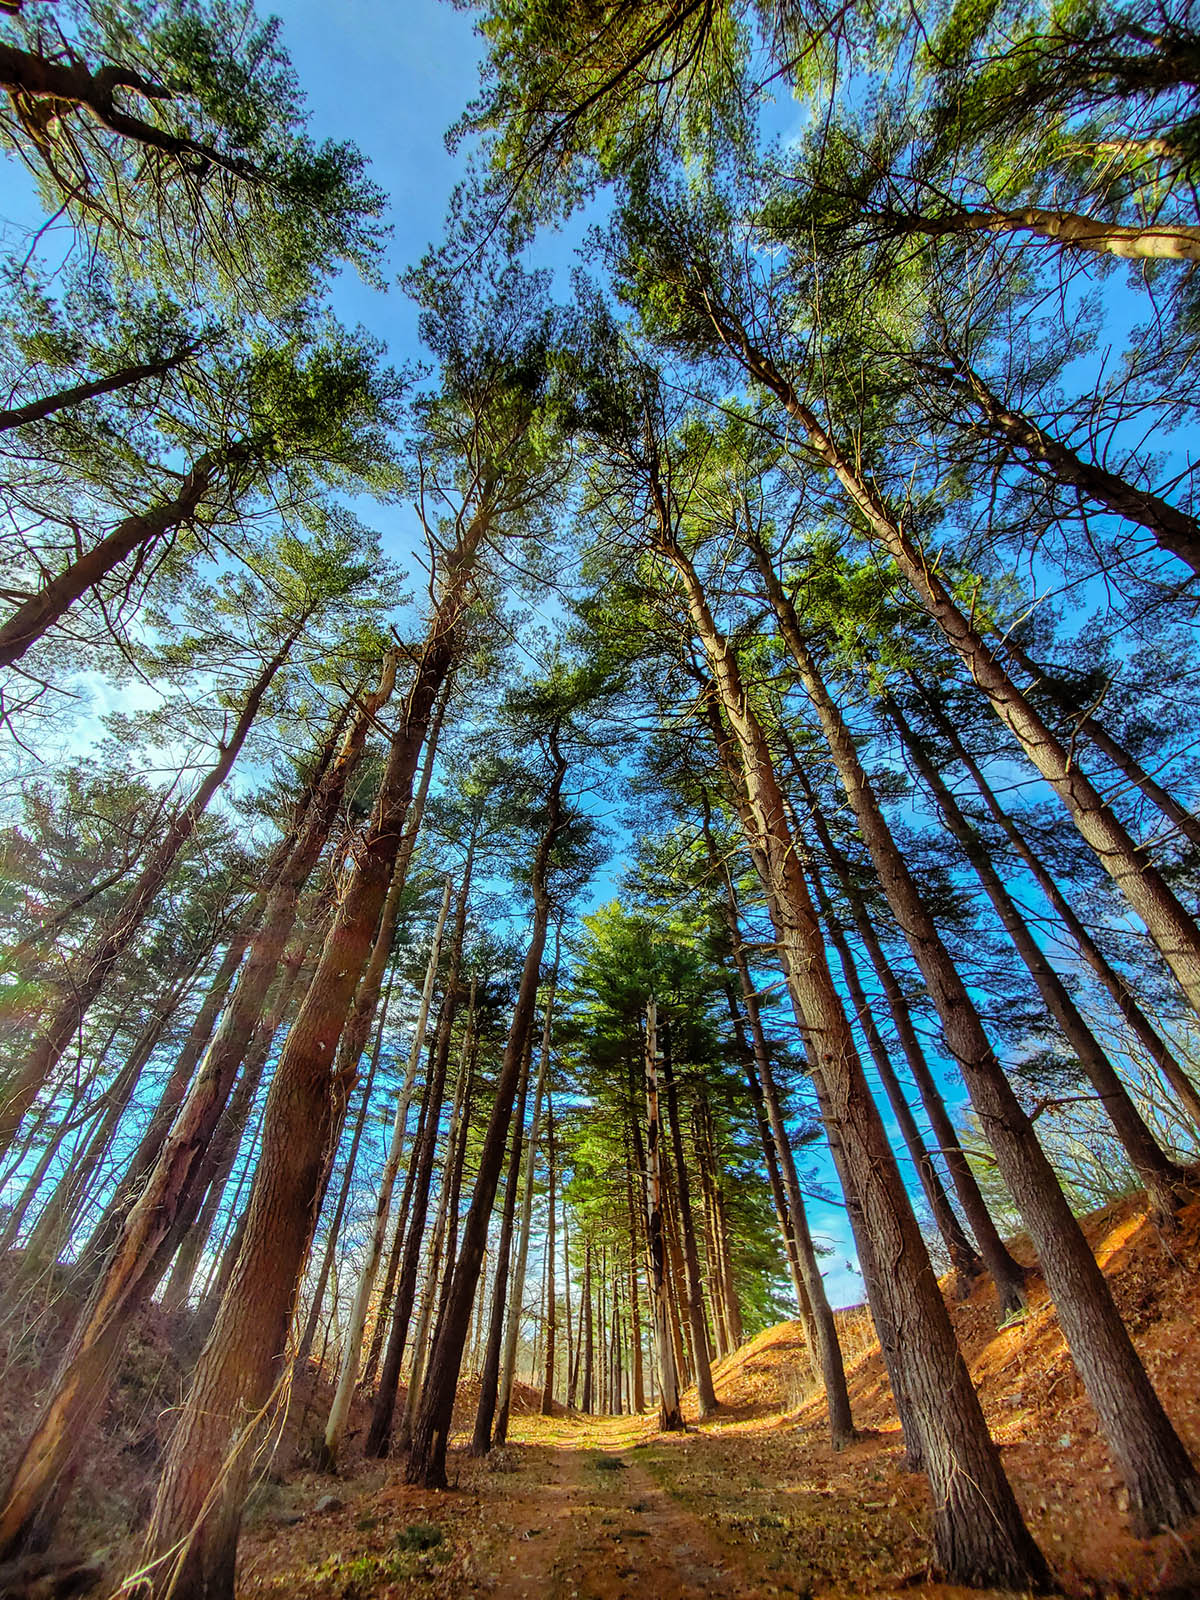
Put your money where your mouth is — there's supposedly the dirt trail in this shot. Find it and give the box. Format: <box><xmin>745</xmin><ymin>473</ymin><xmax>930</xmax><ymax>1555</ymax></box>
<box><xmin>238</xmin><ymin>1191</ymin><xmax>1200</xmax><ymax>1600</ymax></box>
<box><xmin>483</xmin><ymin>1416</ymin><xmax>763</xmax><ymax>1600</ymax></box>
<box><xmin>239</xmin><ymin>1409</ymin><xmax>783</xmax><ymax>1600</ymax></box>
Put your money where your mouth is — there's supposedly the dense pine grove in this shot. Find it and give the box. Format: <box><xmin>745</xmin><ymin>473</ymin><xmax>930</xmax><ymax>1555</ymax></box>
<box><xmin>0</xmin><ymin>0</ymin><xmax>1199</xmax><ymax>1594</ymax></box>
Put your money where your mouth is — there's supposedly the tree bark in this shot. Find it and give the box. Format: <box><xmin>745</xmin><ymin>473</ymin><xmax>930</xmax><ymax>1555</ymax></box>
<box><xmin>1000</xmin><ymin>638</ymin><xmax>1200</xmax><ymax>855</ymax></box>
<box><xmin>495</xmin><ymin>979</ymin><xmax>556</xmax><ymax>1446</ymax></box>
<box><xmin>133</xmin><ymin>513</ymin><xmax>490</xmax><ymax>1596</ymax></box>
<box><xmin>469</xmin><ymin>1036</ymin><xmax>533</xmax><ymax>1455</ymax></box>
<box><xmin>881</xmin><ymin>200</ymin><xmax>1200</xmax><ymax>262</ymax></box>
<box><xmin>406</xmin><ymin>743</ymin><xmax>568</xmax><ymax>1488</ymax></box>
<box><xmin>711</xmin><ymin>861</ymin><xmax>854</xmax><ymax>1443</ymax></box>
<box><xmin>320</xmin><ymin>877</ymin><xmax>452</xmax><ymax>1470</ymax></box>
<box><xmin>0</xmin><ymin>627</ymin><xmax>298</xmax><ymax>1159</ymax></box>
<box><xmin>659</xmin><ymin>1018</ymin><xmax>718</xmax><ymax>1416</ymax></box>
<box><xmin>398</xmin><ymin>982</ymin><xmax>475</xmax><ymax>1450</ymax></box>
<box><xmin>657</xmin><ymin>510</ymin><xmax>1048</xmax><ymax>1584</ymax></box>
<box><xmin>79</xmin><ymin>699</ymin><xmax>356</xmax><ymax>1272</ymax></box>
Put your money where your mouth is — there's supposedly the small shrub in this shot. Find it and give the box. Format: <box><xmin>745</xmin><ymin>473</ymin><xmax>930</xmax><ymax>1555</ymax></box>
<box><xmin>394</xmin><ymin>1521</ymin><xmax>444</xmax><ymax>1552</ymax></box>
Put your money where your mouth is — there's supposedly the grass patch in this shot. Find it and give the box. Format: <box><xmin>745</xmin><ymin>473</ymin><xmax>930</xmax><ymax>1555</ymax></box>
<box><xmin>394</xmin><ymin>1522</ymin><xmax>444</xmax><ymax>1552</ymax></box>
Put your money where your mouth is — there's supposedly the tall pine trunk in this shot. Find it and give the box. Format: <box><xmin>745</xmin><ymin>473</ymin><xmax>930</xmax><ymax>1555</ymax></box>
<box><xmin>133</xmin><ymin>517</ymin><xmax>490</xmax><ymax>1598</ymax></box>
<box><xmin>643</xmin><ymin>999</ymin><xmax>684</xmax><ymax>1431</ymax></box>
<box><xmin>659</xmin><ymin>1019</ymin><xmax>717</xmax><ymax>1416</ymax></box>
<box><xmin>469</xmin><ymin>1036</ymin><xmax>533</xmax><ymax>1455</ymax></box>
<box><xmin>658</xmin><ymin>509</ymin><xmax>1047</xmax><ymax>1585</ymax></box>
<box><xmin>406</xmin><ymin>747</ymin><xmax>568</xmax><ymax>1488</ymax></box>
<box><xmin>495</xmin><ymin>980</ymin><xmax>556</xmax><ymax>1446</ymax></box>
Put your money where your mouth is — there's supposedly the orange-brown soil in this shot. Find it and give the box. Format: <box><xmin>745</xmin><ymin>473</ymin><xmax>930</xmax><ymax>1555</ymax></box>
<box><xmin>3</xmin><ymin>1185</ymin><xmax>1200</xmax><ymax>1598</ymax></box>
<box><xmin>234</xmin><ymin>1186</ymin><xmax>1200</xmax><ymax>1600</ymax></box>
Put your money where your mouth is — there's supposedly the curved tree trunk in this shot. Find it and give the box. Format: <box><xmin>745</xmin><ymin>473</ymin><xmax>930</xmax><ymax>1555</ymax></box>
<box><xmin>0</xmin><ymin>447</ymin><xmax>231</xmax><ymax>669</ymax></box>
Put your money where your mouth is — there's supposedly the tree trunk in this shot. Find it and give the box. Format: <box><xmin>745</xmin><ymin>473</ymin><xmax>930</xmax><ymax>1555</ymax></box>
<box><xmin>406</xmin><ymin>745</ymin><xmax>568</xmax><ymax>1488</ymax></box>
<box><xmin>659</xmin><ymin>513</ymin><xmax>1048</xmax><ymax>1584</ymax></box>
<box><xmin>469</xmin><ymin>1036</ymin><xmax>533</xmax><ymax>1456</ymax></box>
<box><xmin>11</xmin><ymin>965</ymin><xmax>194</xmax><ymax>1259</ymax></box>
<box><xmin>0</xmin><ymin>342</ymin><xmax>202</xmax><ymax>436</ymax></box>
<box><xmin>804</xmin><ymin>862</ymin><xmax>985</xmax><ymax>1294</ymax></box>
<box><xmin>711</xmin><ymin>856</ymin><xmax>854</xmax><ymax>1441</ymax></box>
<box><xmin>0</xmin><ymin>446</ymin><xmax>234</xmax><ymax>668</ymax></box>
<box><xmin>79</xmin><ymin>699</ymin><xmax>357</xmax><ymax>1271</ymax></box>
<box><xmin>1000</xmin><ymin>638</ymin><xmax>1200</xmax><ymax>856</ymax></box>
<box><xmin>563</xmin><ymin>1190</ymin><xmax>576</xmax><ymax>1410</ymax></box>
<box><xmin>495</xmin><ymin>981</ymin><xmax>556</xmax><ymax>1446</ymax></box>
<box><xmin>659</xmin><ymin>1019</ymin><xmax>717</xmax><ymax>1417</ymax></box>
<box><xmin>296</xmin><ymin>985</ymin><xmax>391</xmax><ymax>1370</ymax></box>
<box><xmin>320</xmin><ymin>878</ymin><xmax>453</xmax><ymax>1470</ymax></box>
<box><xmin>889</xmin><ymin>696</ymin><xmax>1188</xmax><ymax>1220</ymax></box>
<box><xmin>398</xmin><ymin>983</ymin><xmax>476</xmax><ymax>1450</ymax></box>
<box><xmin>624</xmin><ymin>1142</ymin><xmax>646</xmax><ymax>1412</ymax></box>
<box><xmin>643</xmin><ymin>999</ymin><xmax>685</xmax><ymax>1431</ymax></box>
<box><xmin>159</xmin><ymin>924</ymin><xmax>315</xmax><ymax>1313</ymax></box>
<box><xmin>787</xmin><ymin>758</ymin><xmax>1027</xmax><ymax>1308</ymax></box>
<box><xmin>132</xmin><ymin>514</ymin><xmax>490</xmax><ymax>1597</ymax></box>
<box><xmin>887</xmin><ymin>200</ymin><xmax>1200</xmax><ymax>262</ymax></box>
<box><xmin>366</xmin><ymin>859</ymin><xmax>476</xmax><ymax>1460</ymax></box>
<box><xmin>541</xmin><ymin>1091</ymin><xmax>557</xmax><ymax>1414</ymax></box>
<box><xmin>0</xmin><ymin>628</ymin><xmax>299</xmax><ymax>1158</ymax></box>
<box><xmin>580</xmin><ymin>1241</ymin><xmax>593</xmax><ymax>1414</ymax></box>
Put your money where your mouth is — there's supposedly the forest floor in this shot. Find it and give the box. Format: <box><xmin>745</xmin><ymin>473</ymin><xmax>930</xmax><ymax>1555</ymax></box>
<box><xmin>4</xmin><ymin>1183</ymin><xmax>1200</xmax><ymax>1598</ymax></box>
<box><xmin>234</xmin><ymin>1184</ymin><xmax>1200</xmax><ymax>1600</ymax></box>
